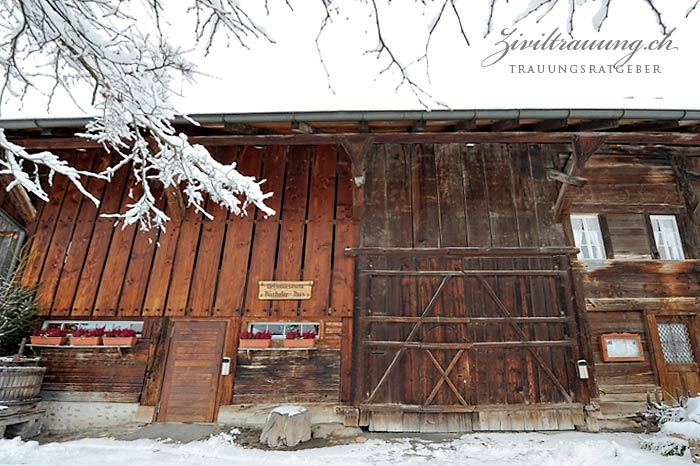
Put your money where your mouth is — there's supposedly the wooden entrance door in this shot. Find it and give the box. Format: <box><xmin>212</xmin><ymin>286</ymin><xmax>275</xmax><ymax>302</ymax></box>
<box><xmin>352</xmin><ymin>249</ymin><xmax>590</xmax><ymax>431</ymax></box>
<box><xmin>648</xmin><ymin>313</ymin><xmax>700</xmax><ymax>398</ymax></box>
<box><xmin>157</xmin><ymin>320</ymin><xmax>227</xmax><ymax>422</ymax></box>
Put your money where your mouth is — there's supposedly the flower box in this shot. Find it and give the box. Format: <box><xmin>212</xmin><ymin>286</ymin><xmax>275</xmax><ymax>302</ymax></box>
<box><xmin>283</xmin><ymin>338</ymin><xmax>315</xmax><ymax>349</ymax></box>
<box><xmin>238</xmin><ymin>330</ymin><xmax>273</xmax><ymax>349</ymax></box>
<box><xmin>239</xmin><ymin>338</ymin><xmax>271</xmax><ymax>349</ymax></box>
<box><xmin>70</xmin><ymin>336</ymin><xmax>102</xmax><ymax>346</ymax></box>
<box><xmin>103</xmin><ymin>328</ymin><xmax>138</xmax><ymax>346</ymax></box>
<box><xmin>102</xmin><ymin>336</ymin><xmax>138</xmax><ymax>346</ymax></box>
<box><xmin>31</xmin><ymin>328</ymin><xmax>68</xmax><ymax>345</ymax></box>
<box><xmin>30</xmin><ymin>336</ymin><xmax>66</xmax><ymax>346</ymax></box>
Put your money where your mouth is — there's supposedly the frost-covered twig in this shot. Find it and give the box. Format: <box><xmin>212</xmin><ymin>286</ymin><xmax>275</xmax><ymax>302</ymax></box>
<box><xmin>0</xmin><ymin>0</ymin><xmax>275</xmax><ymax>231</ymax></box>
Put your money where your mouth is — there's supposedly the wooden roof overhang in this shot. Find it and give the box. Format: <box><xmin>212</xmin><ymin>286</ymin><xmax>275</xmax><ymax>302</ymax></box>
<box><xmin>2</xmin><ymin>109</ymin><xmax>700</xmax><ymax>224</ymax></box>
<box><xmin>2</xmin><ymin>109</ymin><xmax>700</xmax><ymax>151</ymax></box>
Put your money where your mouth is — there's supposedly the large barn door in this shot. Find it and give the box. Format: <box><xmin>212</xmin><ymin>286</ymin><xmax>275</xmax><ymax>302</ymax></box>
<box><xmin>351</xmin><ymin>249</ymin><xmax>590</xmax><ymax>432</ymax></box>
<box><xmin>157</xmin><ymin>320</ymin><xmax>228</xmax><ymax>422</ymax></box>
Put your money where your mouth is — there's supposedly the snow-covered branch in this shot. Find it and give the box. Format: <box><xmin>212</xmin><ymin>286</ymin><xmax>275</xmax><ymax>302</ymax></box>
<box><xmin>0</xmin><ymin>0</ymin><xmax>276</xmax><ymax>231</ymax></box>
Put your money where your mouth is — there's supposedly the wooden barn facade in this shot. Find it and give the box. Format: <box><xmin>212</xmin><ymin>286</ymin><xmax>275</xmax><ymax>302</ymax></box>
<box><xmin>4</xmin><ymin>109</ymin><xmax>700</xmax><ymax>432</ymax></box>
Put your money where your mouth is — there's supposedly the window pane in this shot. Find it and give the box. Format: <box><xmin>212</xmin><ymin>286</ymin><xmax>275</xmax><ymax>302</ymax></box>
<box><xmin>571</xmin><ymin>215</ymin><xmax>606</xmax><ymax>260</ymax></box>
<box><xmin>658</xmin><ymin>323</ymin><xmax>695</xmax><ymax>364</ymax></box>
<box><xmin>651</xmin><ymin>215</ymin><xmax>684</xmax><ymax>260</ymax></box>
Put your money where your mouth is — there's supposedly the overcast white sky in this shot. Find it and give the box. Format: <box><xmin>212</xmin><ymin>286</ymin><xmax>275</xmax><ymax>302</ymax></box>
<box><xmin>3</xmin><ymin>1</ymin><xmax>700</xmax><ymax>119</ymax></box>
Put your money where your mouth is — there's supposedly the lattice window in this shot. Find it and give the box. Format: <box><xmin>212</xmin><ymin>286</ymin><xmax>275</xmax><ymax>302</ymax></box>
<box><xmin>657</xmin><ymin>323</ymin><xmax>695</xmax><ymax>364</ymax></box>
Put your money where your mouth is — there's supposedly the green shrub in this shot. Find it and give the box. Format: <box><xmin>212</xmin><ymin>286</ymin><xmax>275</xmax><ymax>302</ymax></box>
<box><xmin>0</xmin><ymin>261</ymin><xmax>39</xmax><ymax>356</ymax></box>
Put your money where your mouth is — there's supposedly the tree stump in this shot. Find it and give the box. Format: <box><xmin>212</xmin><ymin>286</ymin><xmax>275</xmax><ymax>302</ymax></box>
<box><xmin>260</xmin><ymin>405</ymin><xmax>311</xmax><ymax>448</ymax></box>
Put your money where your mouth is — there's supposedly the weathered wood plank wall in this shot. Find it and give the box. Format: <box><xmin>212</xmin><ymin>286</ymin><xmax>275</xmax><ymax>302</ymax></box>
<box><xmin>22</xmin><ymin>145</ymin><xmax>357</xmax><ymax>403</ymax></box>
<box><xmin>22</xmin><ymin>145</ymin><xmax>357</xmax><ymax>325</ymax></box>
<box><xmin>572</xmin><ymin>154</ymin><xmax>697</xmax><ymax>419</ymax></box>
<box><xmin>355</xmin><ymin>144</ymin><xmax>585</xmax><ymax>414</ymax></box>
<box><xmin>361</xmin><ymin>143</ymin><xmax>567</xmax><ymax>249</ymax></box>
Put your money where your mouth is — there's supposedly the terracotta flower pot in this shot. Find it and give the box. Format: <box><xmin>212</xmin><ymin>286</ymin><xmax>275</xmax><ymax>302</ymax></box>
<box><xmin>30</xmin><ymin>336</ymin><xmax>66</xmax><ymax>346</ymax></box>
<box><xmin>70</xmin><ymin>337</ymin><xmax>102</xmax><ymax>346</ymax></box>
<box><xmin>283</xmin><ymin>338</ymin><xmax>316</xmax><ymax>349</ymax></box>
<box><xmin>239</xmin><ymin>338</ymin><xmax>271</xmax><ymax>349</ymax></box>
<box><xmin>102</xmin><ymin>336</ymin><xmax>138</xmax><ymax>346</ymax></box>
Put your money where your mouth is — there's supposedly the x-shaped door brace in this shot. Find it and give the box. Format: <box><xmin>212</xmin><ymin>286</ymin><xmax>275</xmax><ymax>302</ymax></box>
<box><xmin>424</xmin><ymin>349</ymin><xmax>468</xmax><ymax>406</ymax></box>
<box><xmin>364</xmin><ymin>272</ymin><xmax>575</xmax><ymax>406</ymax></box>
<box><xmin>476</xmin><ymin>276</ymin><xmax>573</xmax><ymax>403</ymax></box>
<box><xmin>365</xmin><ymin>275</ymin><xmax>452</xmax><ymax>403</ymax></box>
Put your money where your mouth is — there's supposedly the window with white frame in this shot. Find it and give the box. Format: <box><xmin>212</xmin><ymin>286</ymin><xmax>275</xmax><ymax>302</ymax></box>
<box><xmin>650</xmin><ymin>215</ymin><xmax>684</xmax><ymax>260</ymax></box>
<box><xmin>41</xmin><ymin>320</ymin><xmax>144</xmax><ymax>335</ymax></box>
<box><xmin>248</xmin><ymin>322</ymin><xmax>320</xmax><ymax>339</ymax></box>
<box><xmin>571</xmin><ymin>214</ymin><xmax>606</xmax><ymax>260</ymax></box>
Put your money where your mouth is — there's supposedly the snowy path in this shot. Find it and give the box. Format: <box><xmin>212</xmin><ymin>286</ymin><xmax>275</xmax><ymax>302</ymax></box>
<box><xmin>0</xmin><ymin>431</ymin><xmax>691</xmax><ymax>466</ymax></box>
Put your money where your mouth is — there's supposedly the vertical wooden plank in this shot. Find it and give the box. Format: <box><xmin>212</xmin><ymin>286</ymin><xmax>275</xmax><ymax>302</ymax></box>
<box><xmin>71</xmin><ymin>158</ymin><xmax>131</xmax><ymax>315</ymax></box>
<box><xmin>383</xmin><ymin>144</ymin><xmax>412</xmax><ymax>404</ymax></box>
<box><xmin>435</xmin><ymin>144</ymin><xmax>467</xmax><ymax>247</ymax></box>
<box><xmin>51</xmin><ymin>152</ymin><xmax>113</xmax><ymax>315</ymax></box>
<box><xmin>463</xmin><ymin>146</ymin><xmax>491</xmax><ymax>247</ymax></box>
<box><xmin>140</xmin><ymin>317</ymin><xmax>170</xmax><ymax>406</ymax></box>
<box><xmin>243</xmin><ymin>146</ymin><xmax>286</xmax><ymax>318</ymax></box>
<box><xmin>21</xmin><ymin>159</ymin><xmax>71</xmax><ymax>295</ymax></box>
<box><xmin>411</xmin><ymin>144</ymin><xmax>440</xmax><ymax>248</ymax></box>
<box><xmin>484</xmin><ymin>144</ymin><xmax>519</xmax><ymax>247</ymax></box>
<box><xmin>117</xmin><ymin>193</ymin><xmax>163</xmax><ymax>316</ymax></box>
<box><xmin>188</xmin><ymin>147</ymin><xmax>236</xmax><ymax>316</ymax></box>
<box><xmin>212</xmin><ymin>147</ymin><xmax>263</xmax><ymax>317</ymax></box>
<box><xmin>141</xmin><ymin>201</ymin><xmax>183</xmax><ymax>316</ymax></box>
<box><xmin>339</xmin><ymin>316</ymin><xmax>353</xmax><ymax>402</ymax></box>
<box><xmin>37</xmin><ymin>151</ymin><xmax>93</xmax><ymax>315</ymax></box>
<box><xmin>218</xmin><ymin>316</ymin><xmax>240</xmax><ymax>405</ymax></box>
<box><xmin>163</xmin><ymin>205</ymin><xmax>203</xmax><ymax>316</ymax></box>
<box><xmin>302</xmin><ymin>145</ymin><xmax>337</xmax><ymax>317</ymax></box>
<box><xmin>93</xmin><ymin>169</ymin><xmax>140</xmax><ymax>316</ymax></box>
<box><xmin>331</xmin><ymin>147</ymin><xmax>358</xmax><ymax>317</ymax></box>
<box><xmin>275</xmin><ymin>146</ymin><xmax>311</xmax><ymax>315</ymax></box>
<box><xmin>530</xmin><ymin>145</ymin><xmax>566</xmax><ymax>246</ymax></box>
<box><xmin>509</xmin><ymin>144</ymin><xmax>538</xmax><ymax>247</ymax></box>
<box><xmin>360</xmin><ymin>145</ymin><xmax>387</xmax><ymax>248</ymax></box>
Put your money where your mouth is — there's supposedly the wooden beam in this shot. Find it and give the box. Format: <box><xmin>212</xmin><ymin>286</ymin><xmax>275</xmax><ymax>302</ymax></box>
<box><xmin>526</xmin><ymin>119</ymin><xmax>569</xmax><ymax>132</ymax></box>
<box><xmin>546</xmin><ymin>169</ymin><xmax>586</xmax><ymax>187</ymax></box>
<box><xmin>553</xmin><ymin>134</ymin><xmax>607</xmax><ymax>222</ymax></box>
<box><xmin>488</xmin><ymin>119</ymin><xmax>520</xmax><ymax>132</ymax></box>
<box><xmin>222</xmin><ymin>122</ymin><xmax>260</xmax><ymax>135</ymax></box>
<box><xmin>597</xmin><ymin>144</ymin><xmax>700</xmax><ymax>157</ymax></box>
<box><xmin>338</xmin><ymin>135</ymin><xmax>375</xmax><ymax>220</ymax></box>
<box><xmin>0</xmin><ymin>175</ymin><xmax>36</xmax><ymax>224</ymax></box>
<box><xmin>12</xmin><ymin>130</ymin><xmax>700</xmax><ymax>150</ymax></box>
<box><xmin>453</xmin><ymin>120</ymin><xmax>477</xmax><ymax>131</ymax></box>
<box><xmin>291</xmin><ymin>121</ymin><xmax>315</xmax><ymax>134</ymax></box>
<box><xmin>345</xmin><ymin>246</ymin><xmax>579</xmax><ymax>256</ymax></box>
<box><xmin>568</xmin><ymin>119</ymin><xmax>619</xmax><ymax>132</ymax></box>
<box><xmin>411</xmin><ymin>120</ymin><xmax>427</xmax><ymax>132</ymax></box>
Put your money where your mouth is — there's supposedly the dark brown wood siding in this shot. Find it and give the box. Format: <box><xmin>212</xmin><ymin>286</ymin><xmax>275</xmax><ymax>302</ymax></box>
<box><xmin>23</xmin><ymin>145</ymin><xmax>358</xmax><ymax>325</ymax></box>
<box><xmin>361</xmin><ymin>143</ymin><xmax>567</xmax><ymax>249</ymax></box>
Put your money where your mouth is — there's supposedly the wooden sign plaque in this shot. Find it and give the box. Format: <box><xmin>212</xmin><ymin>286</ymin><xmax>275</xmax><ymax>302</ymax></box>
<box><xmin>258</xmin><ymin>281</ymin><xmax>314</xmax><ymax>300</ymax></box>
<box><xmin>600</xmin><ymin>333</ymin><xmax>644</xmax><ymax>362</ymax></box>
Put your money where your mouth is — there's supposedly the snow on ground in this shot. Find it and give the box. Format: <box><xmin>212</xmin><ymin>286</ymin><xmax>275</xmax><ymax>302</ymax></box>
<box><xmin>0</xmin><ymin>431</ymin><xmax>691</xmax><ymax>466</ymax></box>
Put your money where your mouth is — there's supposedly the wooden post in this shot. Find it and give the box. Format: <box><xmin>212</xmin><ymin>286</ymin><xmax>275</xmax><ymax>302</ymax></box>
<box><xmin>339</xmin><ymin>136</ymin><xmax>374</xmax><ymax>220</ymax></box>
<box><xmin>553</xmin><ymin>134</ymin><xmax>607</xmax><ymax>222</ymax></box>
<box><xmin>0</xmin><ymin>175</ymin><xmax>36</xmax><ymax>224</ymax></box>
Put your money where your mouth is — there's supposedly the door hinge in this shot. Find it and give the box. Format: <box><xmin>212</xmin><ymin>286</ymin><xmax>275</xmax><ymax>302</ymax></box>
<box><xmin>156</xmin><ymin>401</ymin><xmax>161</xmax><ymax>415</ymax></box>
<box><xmin>170</xmin><ymin>326</ymin><xmax>175</xmax><ymax>338</ymax></box>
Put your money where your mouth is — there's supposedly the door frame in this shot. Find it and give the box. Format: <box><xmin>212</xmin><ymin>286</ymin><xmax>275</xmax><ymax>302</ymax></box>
<box><xmin>155</xmin><ymin>317</ymin><xmax>239</xmax><ymax>422</ymax></box>
<box><xmin>645</xmin><ymin>310</ymin><xmax>700</xmax><ymax>397</ymax></box>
